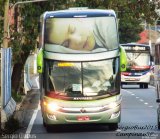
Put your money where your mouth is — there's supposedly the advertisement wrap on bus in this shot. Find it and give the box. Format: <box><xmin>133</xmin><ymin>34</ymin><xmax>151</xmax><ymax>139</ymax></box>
<box><xmin>37</xmin><ymin>8</ymin><xmax>127</xmax><ymax>132</ymax></box>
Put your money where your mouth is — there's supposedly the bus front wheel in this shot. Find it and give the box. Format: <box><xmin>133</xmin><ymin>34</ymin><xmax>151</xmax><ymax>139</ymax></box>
<box><xmin>108</xmin><ymin>123</ymin><xmax>118</xmax><ymax>131</ymax></box>
<box><xmin>140</xmin><ymin>83</ymin><xmax>148</xmax><ymax>89</ymax></box>
<box><xmin>46</xmin><ymin>125</ymin><xmax>53</xmax><ymax>132</ymax></box>
<box><xmin>43</xmin><ymin>119</ymin><xmax>52</xmax><ymax>132</ymax></box>
<box><xmin>43</xmin><ymin>119</ymin><xmax>46</xmax><ymax>127</ymax></box>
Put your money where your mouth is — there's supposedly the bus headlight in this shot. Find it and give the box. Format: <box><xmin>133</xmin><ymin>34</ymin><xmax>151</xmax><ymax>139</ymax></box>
<box><xmin>108</xmin><ymin>102</ymin><xmax>118</xmax><ymax>109</ymax></box>
<box><xmin>47</xmin><ymin>102</ymin><xmax>60</xmax><ymax>112</ymax></box>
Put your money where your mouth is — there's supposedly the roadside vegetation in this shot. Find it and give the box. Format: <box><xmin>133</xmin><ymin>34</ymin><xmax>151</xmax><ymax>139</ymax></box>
<box><xmin>2</xmin><ymin>115</ymin><xmax>20</xmax><ymax>134</ymax></box>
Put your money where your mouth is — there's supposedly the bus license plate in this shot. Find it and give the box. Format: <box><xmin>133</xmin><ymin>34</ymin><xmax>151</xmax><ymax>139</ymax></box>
<box><xmin>126</xmin><ymin>78</ymin><xmax>139</xmax><ymax>81</ymax></box>
<box><xmin>77</xmin><ymin>116</ymin><xmax>90</xmax><ymax>121</ymax></box>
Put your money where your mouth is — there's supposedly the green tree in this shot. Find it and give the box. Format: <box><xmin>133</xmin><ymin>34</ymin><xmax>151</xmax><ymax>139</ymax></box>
<box><xmin>9</xmin><ymin>0</ymin><xmax>67</xmax><ymax>93</ymax></box>
<box><xmin>109</xmin><ymin>0</ymin><xmax>159</xmax><ymax>43</ymax></box>
<box><xmin>71</xmin><ymin>0</ymin><xmax>159</xmax><ymax>43</ymax></box>
<box><xmin>0</xmin><ymin>1</ymin><xmax>4</xmax><ymax>45</ymax></box>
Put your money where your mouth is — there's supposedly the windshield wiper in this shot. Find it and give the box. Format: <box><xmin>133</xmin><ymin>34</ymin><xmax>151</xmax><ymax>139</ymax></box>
<box><xmin>98</xmin><ymin>89</ymin><xmax>116</xmax><ymax>96</ymax></box>
<box><xmin>134</xmin><ymin>53</ymin><xmax>141</xmax><ymax>60</ymax></box>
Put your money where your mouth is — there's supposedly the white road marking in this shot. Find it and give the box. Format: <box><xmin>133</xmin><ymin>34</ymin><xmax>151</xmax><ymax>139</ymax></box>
<box><xmin>24</xmin><ymin>103</ymin><xmax>40</xmax><ymax>139</ymax></box>
<box><xmin>122</xmin><ymin>89</ymin><xmax>152</xmax><ymax>107</ymax></box>
<box><xmin>149</xmin><ymin>85</ymin><xmax>155</xmax><ymax>89</ymax></box>
<box><xmin>122</xmin><ymin>89</ymin><xmax>132</xmax><ymax>94</ymax></box>
<box><xmin>144</xmin><ymin>102</ymin><xmax>148</xmax><ymax>105</ymax></box>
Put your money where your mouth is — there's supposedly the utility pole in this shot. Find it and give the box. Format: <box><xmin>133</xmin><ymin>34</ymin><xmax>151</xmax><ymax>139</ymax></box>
<box><xmin>3</xmin><ymin>0</ymin><xmax>9</xmax><ymax>49</ymax></box>
<box><xmin>1</xmin><ymin>0</ymin><xmax>9</xmax><ymax>110</ymax></box>
<box><xmin>1</xmin><ymin>0</ymin><xmax>10</xmax><ymax>127</ymax></box>
<box><xmin>8</xmin><ymin>0</ymin><xmax>48</xmax><ymax>37</ymax></box>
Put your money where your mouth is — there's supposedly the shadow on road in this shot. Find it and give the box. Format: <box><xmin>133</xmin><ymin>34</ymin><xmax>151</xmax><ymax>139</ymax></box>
<box><xmin>33</xmin><ymin>124</ymin><xmax>117</xmax><ymax>133</ymax></box>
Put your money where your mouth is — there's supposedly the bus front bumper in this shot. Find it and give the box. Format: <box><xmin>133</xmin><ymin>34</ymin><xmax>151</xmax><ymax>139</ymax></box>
<box><xmin>42</xmin><ymin>103</ymin><xmax>121</xmax><ymax>125</ymax></box>
<box><xmin>121</xmin><ymin>72</ymin><xmax>151</xmax><ymax>84</ymax></box>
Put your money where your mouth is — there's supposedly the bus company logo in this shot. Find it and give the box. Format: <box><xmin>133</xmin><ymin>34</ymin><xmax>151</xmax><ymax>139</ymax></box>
<box><xmin>80</xmin><ymin>108</ymin><xmax>86</xmax><ymax>113</ymax></box>
<box><xmin>73</xmin><ymin>97</ymin><xmax>92</xmax><ymax>100</ymax></box>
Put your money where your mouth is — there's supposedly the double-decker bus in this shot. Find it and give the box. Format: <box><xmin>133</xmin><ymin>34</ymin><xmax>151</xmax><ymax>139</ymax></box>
<box><xmin>37</xmin><ymin>8</ymin><xmax>127</xmax><ymax>131</ymax></box>
<box><xmin>121</xmin><ymin>43</ymin><xmax>153</xmax><ymax>89</ymax></box>
<box><xmin>154</xmin><ymin>38</ymin><xmax>160</xmax><ymax>129</ymax></box>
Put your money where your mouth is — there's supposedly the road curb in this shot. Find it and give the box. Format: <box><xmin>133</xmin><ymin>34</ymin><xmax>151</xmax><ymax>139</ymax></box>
<box><xmin>13</xmin><ymin>89</ymin><xmax>40</xmax><ymax>127</ymax></box>
<box><xmin>1</xmin><ymin>97</ymin><xmax>16</xmax><ymax>129</ymax></box>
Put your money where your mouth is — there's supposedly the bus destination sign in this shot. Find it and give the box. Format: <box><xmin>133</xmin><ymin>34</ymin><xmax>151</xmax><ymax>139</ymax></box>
<box><xmin>123</xmin><ymin>45</ymin><xmax>147</xmax><ymax>51</ymax></box>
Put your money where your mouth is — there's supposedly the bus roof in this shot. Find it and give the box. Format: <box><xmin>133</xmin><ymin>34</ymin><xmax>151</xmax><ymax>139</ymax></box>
<box><xmin>42</xmin><ymin>9</ymin><xmax>116</xmax><ymax>19</ymax></box>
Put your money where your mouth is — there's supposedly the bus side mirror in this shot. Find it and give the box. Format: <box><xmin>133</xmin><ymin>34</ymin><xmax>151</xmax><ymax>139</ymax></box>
<box><xmin>37</xmin><ymin>48</ymin><xmax>43</xmax><ymax>73</ymax></box>
<box><xmin>120</xmin><ymin>45</ymin><xmax>127</xmax><ymax>72</ymax></box>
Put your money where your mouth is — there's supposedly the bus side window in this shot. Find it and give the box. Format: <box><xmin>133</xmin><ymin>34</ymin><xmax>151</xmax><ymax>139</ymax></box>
<box><xmin>113</xmin><ymin>57</ymin><xmax>119</xmax><ymax>74</ymax></box>
<box><xmin>48</xmin><ymin>76</ymin><xmax>55</xmax><ymax>91</ymax></box>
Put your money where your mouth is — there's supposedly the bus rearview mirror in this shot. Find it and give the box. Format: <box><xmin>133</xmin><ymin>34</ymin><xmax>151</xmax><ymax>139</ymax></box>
<box><xmin>37</xmin><ymin>48</ymin><xmax>43</xmax><ymax>73</ymax></box>
<box><xmin>120</xmin><ymin>45</ymin><xmax>127</xmax><ymax>72</ymax></box>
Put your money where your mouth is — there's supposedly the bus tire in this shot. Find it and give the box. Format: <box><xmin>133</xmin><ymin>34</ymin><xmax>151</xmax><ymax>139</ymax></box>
<box><xmin>43</xmin><ymin>119</ymin><xmax>52</xmax><ymax>132</ymax></box>
<box><xmin>144</xmin><ymin>83</ymin><xmax>148</xmax><ymax>89</ymax></box>
<box><xmin>140</xmin><ymin>84</ymin><xmax>143</xmax><ymax>88</ymax></box>
<box><xmin>108</xmin><ymin>123</ymin><xmax>118</xmax><ymax>131</ymax></box>
<box><xmin>46</xmin><ymin>125</ymin><xmax>52</xmax><ymax>132</ymax></box>
<box><xmin>43</xmin><ymin>119</ymin><xmax>46</xmax><ymax>127</ymax></box>
<box><xmin>121</xmin><ymin>84</ymin><xmax>123</xmax><ymax>88</ymax></box>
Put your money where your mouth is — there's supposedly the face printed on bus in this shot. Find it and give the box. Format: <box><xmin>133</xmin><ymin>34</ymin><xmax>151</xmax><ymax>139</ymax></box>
<box><xmin>47</xmin><ymin>19</ymin><xmax>95</xmax><ymax>51</ymax></box>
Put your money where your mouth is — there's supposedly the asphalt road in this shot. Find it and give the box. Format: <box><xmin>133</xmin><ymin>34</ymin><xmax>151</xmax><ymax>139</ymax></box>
<box><xmin>16</xmin><ymin>85</ymin><xmax>160</xmax><ymax>139</ymax></box>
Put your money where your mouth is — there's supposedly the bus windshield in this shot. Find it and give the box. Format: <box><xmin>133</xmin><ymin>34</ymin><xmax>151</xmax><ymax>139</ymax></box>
<box><xmin>45</xmin><ymin>58</ymin><xmax>120</xmax><ymax>99</ymax></box>
<box><xmin>44</xmin><ymin>17</ymin><xmax>118</xmax><ymax>53</ymax></box>
<box><xmin>126</xmin><ymin>52</ymin><xmax>150</xmax><ymax>68</ymax></box>
<box><xmin>121</xmin><ymin>44</ymin><xmax>151</xmax><ymax>71</ymax></box>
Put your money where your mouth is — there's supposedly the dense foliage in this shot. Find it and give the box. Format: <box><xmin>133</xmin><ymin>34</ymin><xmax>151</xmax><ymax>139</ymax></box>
<box><xmin>0</xmin><ymin>1</ymin><xmax>4</xmax><ymax>45</ymax></box>
<box><xmin>72</xmin><ymin>0</ymin><xmax>159</xmax><ymax>43</ymax></box>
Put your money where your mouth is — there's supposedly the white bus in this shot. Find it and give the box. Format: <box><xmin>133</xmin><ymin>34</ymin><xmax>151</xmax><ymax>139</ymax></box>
<box><xmin>121</xmin><ymin>43</ymin><xmax>153</xmax><ymax>88</ymax></box>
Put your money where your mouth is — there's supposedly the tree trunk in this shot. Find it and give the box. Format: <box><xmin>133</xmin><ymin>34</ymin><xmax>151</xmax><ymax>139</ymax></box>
<box><xmin>11</xmin><ymin>63</ymin><xmax>24</xmax><ymax>93</ymax></box>
<box><xmin>11</xmin><ymin>52</ymin><xmax>30</xmax><ymax>93</ymax></box>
